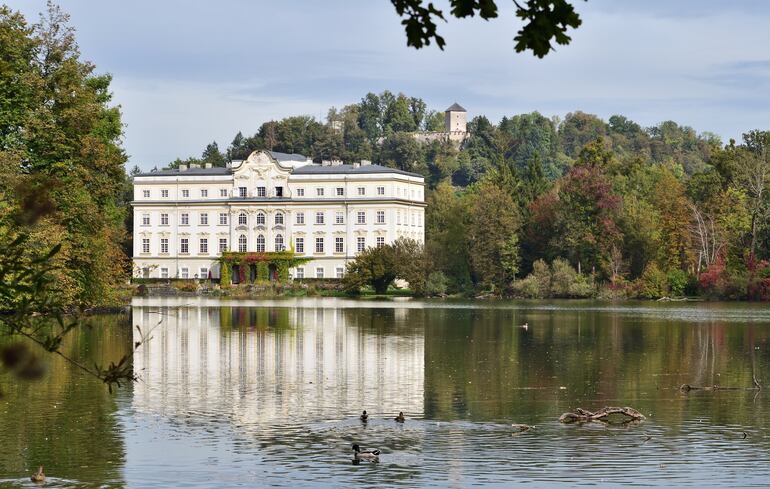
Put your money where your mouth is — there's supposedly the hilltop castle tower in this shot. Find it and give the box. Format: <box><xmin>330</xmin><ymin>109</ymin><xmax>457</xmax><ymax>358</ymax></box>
<box><xmin>444</xmin><ymin>102</ymin><xmax>467</xmax><ymax>133</ymax></box>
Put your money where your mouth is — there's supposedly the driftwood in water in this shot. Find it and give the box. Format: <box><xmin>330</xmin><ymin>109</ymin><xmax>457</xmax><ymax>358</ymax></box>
<box><xmin>559</xmin><ymin>406</ymin><xmax>646</xmax><ymax>424</ymax></box>
<box><xmin>680</xmin><ymin>376</ymin><xmax>761</xmax><ymax>393</ymax></box>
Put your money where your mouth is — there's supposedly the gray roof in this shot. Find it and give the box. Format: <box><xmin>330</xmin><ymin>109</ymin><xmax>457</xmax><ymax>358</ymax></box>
<box><xmin>292</xmin><ymin>164</ymin><xmax>423</xmax><ymax>178</ymax></box>
<box><xmin>269</xmin><ymin>150</ymin><xmax>310</xmax><ymax>162</ymax></box>
<box><xmin>134</xmin><ymin>150</ymin><xmax>308</xmax><ymax>176</ymax></box>
<box><xmin>445</xmin><ymin>102</ymin><xmax>467</xmax><ymax>112</ymax></box>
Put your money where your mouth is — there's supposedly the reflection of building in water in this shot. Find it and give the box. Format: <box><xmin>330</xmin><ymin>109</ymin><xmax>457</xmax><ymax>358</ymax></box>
<box><xmin>131</xmin><ymin>298</ymin><xmax>424</xmax><ymax>425</ymax></box>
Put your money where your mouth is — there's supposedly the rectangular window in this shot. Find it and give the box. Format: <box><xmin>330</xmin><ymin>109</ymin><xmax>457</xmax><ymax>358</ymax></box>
<box><xmin>220</xmin><ymin>188</ymin><xmax>228</xmax><ymax>197</ymax></box>
<box><xmin>201</xmin><ymin>189</ymin><xmax>208</xmax><ymax>198</ymax></box>
<box><xmin>275</xmin><ymin>186</ymin><xmax>283</xmax><ymax>197</ymax></box>
<box><xmin>296</xmin><ymin>188</ymin><xmax>304</xmax><ymax>197</ymax></box>
<box><xmin>161</xmin><ymin>189</ymin><xmax>169</xmax><ymax>198</ymax></box>
<box><xmin>376</xmin><ymin>237</ymin><xmax>385</xmax><ymax>248</ymax></box>
<box><xmin>160</xmin><ymin>267</ymin><xmax>169</xmax><ymax>279</ymax></box>
<box><xmin>315</xmin><ymin>237</ymin><xmax>324</xmax><ymax>253</ymax></box>
<box><xmin>335</xmin><ymin>237</ymin><xmax>344</xmax><ymax>253</ymax></box>
<box><xmin>336</xmin><ymin>187</ymin><xmax>344</xmax><ymax>196</ymax></box>
<box><xmin>200</xmin><ymin>213</ymin><xmax>208</xmax><ymax>225</ymax></box>
<box><xmin>357</xmin><ymin>187</ymin><xmax>365</xmax><ymax>196</ymax></box>
<box><xmin>336</xmin><ymin>267</ymin><xmax>344</xmax><ymax>279</ymax></box>
<box><xmin>316</xmin><ymin>267</ymin><xmax>324</xmax><ymax>278</ymax></box>
<box><xmin>357</xmin><ymin>211</ymin><xmax>366</xmax><ymax>224</ymax></box>
<box><xmin>219</xmin><ymin>238</ymin><xmax>227</xmax><ymax>252</ymax></box>
<box><xmin>219</xmin><ymin>213</ymin><xmax>228</xmax><ymax>225</ymax></box>
<box><xmin>238</xmin><ymin>187</ymin><xmax>247</xmax><ymax>198</ymax></box>
<box><xmin>200</xmin><ymin>267</ymin><xmax>208</xmax><ymax>279</ymax></box>
<box><xmin>357</xmin><ymin>237</ymin><xmax>365</xmax><ymax>252</ymax></box>
<box><xmin>181</xmin><ymin>213</ymin><xmax>189</xmax><ymax>225</ymax></box>
<box><xmin>335</xmin><ymin>211</ymin><xmax>344</xmax><ymax>224</ymax></box>
<box><xmin>397</xmin><ymin>211</ymin><xmax>401</xmax><ymax>225</ymax></box>
<box><xmin>376</xmin><ymin>210</ymin><xmax>385</xmax><ymax>224</ymax></box>
<box><xmin>160</xmin><ymin>213</ymin><xmax>169</xmax><ymax>225</ymax></box>
<box><xmin>180</xmin><ymin>267</ymin><xmax>189</xmax><ymax>279</ymax></box>
<box><xmin>160</xmin><ymin>238</ymin><xmax>169</xmax><ymax>254</ymax></box>
<box><xmin>200</xmin><ymin>238</ymin><xmax>208</xmax><ymax>254</ymax></box>
<box><xmin>315</xmin><ymin>212</ymin><xmax>324</xmax><ymax>225</ymax></box>
<box><xmin>141</xmin><ymin>238</ymin><xmax>150</xmax><ymax>254</ymax></box>
<box><xmin>296</xmin><ymin>267</ymin><xmax>304</xmax><ymax>279</ymax></box>
<box><xmin>180</xmin><ymin>238</ymin><xmax>189</xmax><ymax>254</ymax></box>
<box><xmin>412</xmin><ymin>213</ymin><xmax>416</xmax><ymax>226</ymax></box>
<box><xmin>257</xmin><ymin>187</ymin><xmax>266</xmax><ymax>197</ymax></box>
<box><xmin>316</xmin><ymin>187</ymin><xmax>324</xmax><ymax>197</ymax></box>
<box><xmin>295</xmin><ymin>237</ymin><xmax>304</xmax><ymax>253</ymax></box>
<box><xmin>296</xmin><ymin>212</ymin><xmax>305</xmax><ymax>225</ymax></box>
<box><xmin>182</xmin><ymin>189</ymin><xmax>189</xmax><ymax>198</ymax></box>
<box><xmin>143</xmin><ymin>189</ymin><xmax>150</xmax><ymax>198</ymax></box>
<box><xmin>377</xmin><ymin>186</ymin><xmax>385</xmax><ymax>195</ymax></box>
<box><xmin>142</xmin><ymin>214</ymin><xmax>150</xmax><ymax>226</ymax></box>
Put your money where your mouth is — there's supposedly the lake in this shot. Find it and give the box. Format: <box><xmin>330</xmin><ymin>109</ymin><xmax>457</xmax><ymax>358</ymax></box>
<box><xmin>2</xmin><ymin>297</ymin><xmax>770</xmax><ymax>487</ymax></box>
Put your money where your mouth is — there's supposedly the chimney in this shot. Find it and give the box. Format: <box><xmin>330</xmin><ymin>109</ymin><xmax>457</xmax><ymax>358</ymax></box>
<box><xmin>331</xmin><ymin>159</ymin><xmax>343</xmax><ymax>166</ymax></box>
<box><xmin>353</xmin><ymin>162</ymin><xmax>361</xmax><ymax>168</ymax></box>
<box><xmin>360</xmin><ymin>160</ymin><xmax>372</xmax><ymax>166</ymax></box>
<box><xmin>179</xmin><ymin>164</ymin><xmax>188</xmax><ymax>171</ymax></box>
<box><xmin>190</xmin><ymin>163</ymin><xmax>201</xmax><ymax>169</ymax></box>
<box><xmin>321</xmin><ymin>160</ymin><xmax>333</xmax><ymax>167</ymax></box>
<box><xmin>204</xmin><ymin>162</ymin><xmax>212</xmax><ymax>169</ymax></box>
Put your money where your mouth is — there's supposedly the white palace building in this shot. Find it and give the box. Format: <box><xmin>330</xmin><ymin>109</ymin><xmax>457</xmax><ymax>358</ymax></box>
<box><xmin>131</xmin><ymin>150</ymin><xmax>426</xmax><ymax>282</ymax></box>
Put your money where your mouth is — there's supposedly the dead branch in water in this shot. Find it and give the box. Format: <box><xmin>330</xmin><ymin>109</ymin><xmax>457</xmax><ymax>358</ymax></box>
<box><xmin>680</xmin><ymin>376</ymin><xmax>761</xmax><ymax>393</ymax></box>
<box><xmin>559</xmin><ymin>406</ymin><xmax>646</xmax><ymax>424</ymax></box>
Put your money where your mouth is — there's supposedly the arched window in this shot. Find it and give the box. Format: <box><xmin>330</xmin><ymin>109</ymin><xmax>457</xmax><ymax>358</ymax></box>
<box><xmin>275</xmin><ymin>212</ymin><xmax>284</xmax><ymax>225</ymax></box>
<box><xmin>238</xmin><ymin>235</ymin><xmax>247</xmax><ymax>252</ymax></box>
<box><xmin>275</xmin><ymin>234</ymin><xmax>284</xmax><ymax>251</ymax></box>
<box><xmin>256</xmin><ymin>212</ymin><xmax>266</xmax><ymax>225</ymax></box>
<box><xmin>238</xmin><ymin>212</ymin><xmax>247</xmax><ymax>226</ymax></box>
<box><xmin>256</xmin><ymin>234</ymin><xmax>265</xmax><ymax>252</ymax></box>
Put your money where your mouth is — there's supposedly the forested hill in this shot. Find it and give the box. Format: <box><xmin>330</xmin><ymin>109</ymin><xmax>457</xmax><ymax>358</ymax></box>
<box><xmin>155</xmin><ymin>91</ymin><xmax>770</xmax><ymax>301</ymax></box>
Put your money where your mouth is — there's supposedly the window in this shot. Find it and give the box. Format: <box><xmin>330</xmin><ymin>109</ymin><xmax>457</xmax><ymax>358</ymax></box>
<box><xmin>275</xmin><ymin>234</ymin><xmax>284</xmax><ymax>251</ymax></box>
<box><xmin>181</xmin><ymin>213</ymin><xmax>189</xmax><ymax>225</ymax></box>
<box><xmin>219</xmin><ymin>213</ymin><xmax>228</xmax><ymax>225</ymax></box>
<box><xmin>295</xmin><ymin>237</ymin><xmax>304</xmax><ymax>253</ymax></box>
<box><xmin>238</xmin><ymin>212</ymin><xmax>247</xmax><ymax>226</ymax></box>
<box><xmin>238</xmin><ymin>187</ymin><xmax>247</xmax><ymax>198</ymax></box>
<box><xmin>142</xmin><ymin>214</ymin><xmax>150</xmax><ymax>226</ymax></box>
<box><xmin>336</xmin><ymin>267</ymin><xmax>344</xmax><ymax>279</ymax></box>
<box><xmin>256</xmin><ymin>234</ymin><xmax>265</xmax><ymax>252</ymax></box>
<box><xmin>296</xmin><ymin>267</ymin><xmax>304</xmax><ymax>279</ymax></box>
<box><xmin>315</xmin><ymin>237</ymin><xmax>324</xmax><ymax>253</ymax></box>
<box><xmin>357</xmin><ymin>187</ymin><xmax>365</xmax><ymax>196</ymax></box>
<box><xmin>161</xmin><ymin>213</ymin><xmax>169</xmax><ymax>225</ymax></box>
<box><xmin>160</xmin><ymin>267</ymin><xmax>169</xmax><ymax>279</ymax></box>
<box><xmin>316</xmin><ymin>267</ymin><xmax>324</xmax><ymax>278</ymax></box>
<box><xmin>275</xmin><ymin>186</ymin><xmax>283</xmax><ymax>197</ymax></box>
<box><xmin>376</xmin><ymin>210</ymin><xmax>385</xmax><ymax>224</ymax></box>
<box><xmin>357</xmin><ymin>211</ymin><xmax>366</xmax><ymax>224</ymax></box>
<box><xmin>336</xmin><ymin>187</ymin><xmax>344</xmax><ymax>196</ymax></box>
<box><xmin>219</xmin><ymin>238</ymin><xmax>227</xmax><ymax>253</ymax></box>
<box><xmin>161</xmin><ymin>189</ymin><xmax>169</xmax><ymax>198</ymax></box>
<box><xmin>315</xmin><ymin>212</ymin><xmax>324</xmax><ymax>225</ymax></box>
<box><xmin>335</xmin><ymin>211</ymin><xmax>344</xmax><ymax>224</ymax></box>
<box><xmin>180</xmin><ymin>238</ymin><xmax>189</xmax><ymax>254</ymax></box>
<box><xmin>200</xmin><ymin>213</ymin><xmax>208</xmax><ymax>225</ymax></box>
<box><xmin>296</xmin><ymin>188</ymin><xmax>304</xmax><ymax>197</ymax></box>
<box><xmin>238</xmin><ymin>235</ymin><xmax>247</xmax><ymax>252</ymax></box>
<box><xmin>256</xmin><ymin>212</ymin><xmax>265</xmax><ymax>225</ymax></box>
<box><xmin>397</xmin><ymin>211</ymin><xmax>401</xmax><ymax>225</ymax></box>
<box><xmin>143</xmin><ymin>189</ymin><xmax>150</xmax><ymax>198</ymax></box>
<box><xmin>257</xmin><ymin>186</ymin><xmax>266</xmax><ymax>197</ymax></box>
<box><xmin>377</xmin><ymin>186</ymin><xmax>385</xmax><ymax>195</ymax></box>
<box><xmin>160</xmin><ymin>238</ymin><xmax>169</xmax><ymax>254</ymax></box>
<box><xmin>335</xmin><ymin>237</ymin><xmax>344</xmax><ymax>253</ymax></box>
<box><xmin>200</xmin><ymin>238</ymin><xmax>208</xmax><ymax>254</ymax></box>
<box><xmin>357</xmin><ymin>237</ymin><xmax>365</xmax><ymax>252</ymax></box>
<box><xmin>412</xmin><ymin>213</ymin><xmax>416</xmax><ymax>226</ymax></box>
<box><xmin>296</xmin><ymin>212</ymin><xmax>305</xmax><ymax>225</ymax></box>
<box><xmin>220</xmin><ymin>188</ymin><xmax>228</xmax><ymax>197</ymax></box>
<box><xmin>376</xmin><ymin>237</ymin><xmax>385</xmax><ymax>248</ymax></box>
<box><xmin>200</xmin><ymin>267</ymin><xmax>209</xmax><ymax>279</ymax></box>
<box><xmin>316</xmin><ymin>187</ymin><xmax>324</xmax><ymax>197</ymax></box>
<box><xmin>182</xmin><ymin>189</ymin><xmax>189</xmax><ymax>198</ymax></box>
<box><xmin>201</xmin><ymin>189</ymin><xmax>208</xmax><ymax>198</ymax></box>
<box><xmin>141</xmin><ymin>238</ymin><xmax>150</xmax><ymax>254</ymax></box>
<box><xmin>180</xmin><ymin>267</ymin><xmax>189</xmax><ymax>279</ymax></box>
<box><xmin>275</xmin><ymin>212</ymin><xmax>284</xmax><ymax>225</ymax></box>
<box><xmin>418</xmin><ymin>214</ymin><xmax>423</xmax><ymax>227</ymax></box>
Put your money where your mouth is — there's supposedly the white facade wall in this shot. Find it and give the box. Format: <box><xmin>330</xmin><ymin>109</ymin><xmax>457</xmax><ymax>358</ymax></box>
<box><xmin>132</xmin><ymin>151</ymin><xmax>426</xmax><ymax>280</ymax></box>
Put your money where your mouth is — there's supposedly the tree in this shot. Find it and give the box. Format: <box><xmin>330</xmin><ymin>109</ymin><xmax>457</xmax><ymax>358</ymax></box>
<box><xmin>201</xmin><ymin>141</ymin><xmax>226</xmax><ymax>167</ymax></box>
<box><xmin>379</xmin><ymin>132</ymin><xmax>426</xmax><ymax>174</ymax></box>
<box><xmin>732</xmin><ymin>131</ymin><xmax>770</xmax><ymax>258</ymax></box>
<box><xmin>390</xmin><ymin>0</ymin><xmax>582</xmax><ymax>57</ymax></box>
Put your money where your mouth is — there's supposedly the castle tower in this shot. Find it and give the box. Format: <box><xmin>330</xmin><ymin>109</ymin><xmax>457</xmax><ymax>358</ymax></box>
<box><xmin>444</xmin><ymin>102</ymin><xmax>467</xmax><ymax>133</ymax></box>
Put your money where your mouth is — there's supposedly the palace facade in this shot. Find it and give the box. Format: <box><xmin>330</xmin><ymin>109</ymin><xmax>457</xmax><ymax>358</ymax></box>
<box><xmin>131</xmin><ymin>150</ymin><xmax>425</xmax><ymax>281</ymax></box>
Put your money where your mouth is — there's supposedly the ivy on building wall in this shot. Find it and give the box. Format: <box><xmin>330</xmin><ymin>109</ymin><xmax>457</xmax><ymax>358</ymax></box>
<box><xmin>219</xmin><ymin>251</ymin><xmax>310</xmax><ymax>284</ymax></box>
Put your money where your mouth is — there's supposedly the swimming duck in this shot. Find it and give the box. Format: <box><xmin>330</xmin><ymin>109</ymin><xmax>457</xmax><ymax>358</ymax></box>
<box><xmin>519</xmin><ymin>322</ymin><xmax>528</xmax><ymax>330</ymax></box>
<box><xmin>360</xmin><ymin>410</ymin><xmax>369</xmax><ymax>422</ymax></box>
<box><xmin>395</xmin><ymin>411</ymin><xmax>405</xmax><ymax>423</ymax></box>
<box><xmin>30</xmin><ymin>466</ymin><xmax>45</xmax><ymax>483</ymax></box>
<box><xmin>352</xmin><ymin>444</ymin><xmax>380</xmax><ymax>460</ymax></box>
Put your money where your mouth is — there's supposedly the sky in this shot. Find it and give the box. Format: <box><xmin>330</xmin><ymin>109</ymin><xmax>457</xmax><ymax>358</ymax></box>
<box><xmin>13</xmin><ymin>1</ymin><xmax>770</xmax><ymax>170</ymax></box>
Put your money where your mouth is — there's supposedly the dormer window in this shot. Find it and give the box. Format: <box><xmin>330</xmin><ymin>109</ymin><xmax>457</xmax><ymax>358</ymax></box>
<box><xmin>275</xmin><ymin>186</ymin><xmax>283</xmax><ymax>197</ymax></box>
<box><xmin>238</xmin><ymin>187</ymin><xmax>247</xmax><ymax>198</ymax></box>
<box><xmin>257</xmin><ymin>187</ymin><xmax>266</xmax><ymax>197</ymax></box>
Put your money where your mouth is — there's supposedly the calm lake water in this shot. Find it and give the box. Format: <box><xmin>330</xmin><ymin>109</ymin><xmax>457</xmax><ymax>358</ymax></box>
<box><xmin>2</xmin><ymin>297</ymin><xmax>770</xmax><ymax>487</ymax></box>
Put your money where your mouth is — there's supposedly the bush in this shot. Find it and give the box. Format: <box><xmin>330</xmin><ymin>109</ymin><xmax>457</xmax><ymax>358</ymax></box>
<box><xmin>666</xmin><ymin>269</ymin><xmax>688</xmax><ymax>296</ymax></box>
<box><xmin>424</xmin><ymin>271</ymin><xmax>448</xmax><ymax>296</ymax></box>
<box><xmin>637</xmin><ymin>263</ymin><xmax>668</xmax><ymax>298</ymax></box>
<box><xmin>551</xmin><ymin>258</ymin><xmax>577</xmax><ymax>297</ymax></box>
